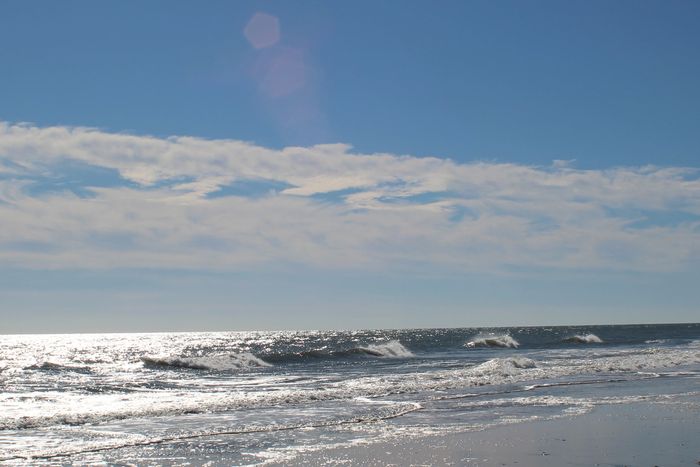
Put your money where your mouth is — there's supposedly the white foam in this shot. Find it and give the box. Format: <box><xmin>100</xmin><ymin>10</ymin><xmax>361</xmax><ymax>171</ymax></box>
<box><xmin>466</xmin><ymin>334</ymin><xmax>520</xmax><ymax>349</ymax></box>
<box><xmin>141</xmin><ymin>352</ymin><xmax>271</xmax><ymax>371</ymax></box>
<box><xmin>566</xmin><ymin>333</ymin><xmax>603</xmax><ymax>344</ymax></box>
<box><xmin>360</xmin><ymin>340</ymin><xmax>414</xmax><ymax>358</ymax></box>
<box><xmin>471</xmin><ymin>357</ymin><xmax>537</xmax><ymax>377</ymax></box>
<box><xmin>0</xmin><ymin>400</ymin><xmax>423</xmax><ymax>463</ymax></box>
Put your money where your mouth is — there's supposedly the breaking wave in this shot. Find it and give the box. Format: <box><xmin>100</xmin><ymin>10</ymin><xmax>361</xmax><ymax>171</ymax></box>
<box><xmin>357</xmin><ymin>340</ymin><xmax>414</xmax><ymax>358</ymax></box>
<box><xmin>564</xmin><ymin>334</ymin><xmax>603</xmax><ymax>344</ymax></box>
<box><xmin>142</xmin><ymin>341</ymin><xmax>414</xmax><ymax>371</ymax></box>
<box><xmin>262</xmin><ymin>340</ymin><xmax>414</xmax><ymax>363</ymax></box>
<box><xmin>471</xmin><ymin>357</ymin><xmax>537</xmax><ymax>376</ymax></box>
<box><xmin>141</xmin><ymin>353</ymin><xmax>270</xmax><ymax>371</ymax></box>
<box><xmin>3</xmin><ymin>342</ymin><xmax>699</xmax><ymax>432</ymax></box>
<box><xmin>466</xmin><ymin>335</ymin><xmax>519</xmax><ymax>349</ymax></box>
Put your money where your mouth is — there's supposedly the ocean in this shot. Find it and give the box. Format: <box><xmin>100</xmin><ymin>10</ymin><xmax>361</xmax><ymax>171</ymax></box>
<box><xmin>1</xmin><ymin>323</ymin><xmax>699</xmax><ymax>465</ymax></box>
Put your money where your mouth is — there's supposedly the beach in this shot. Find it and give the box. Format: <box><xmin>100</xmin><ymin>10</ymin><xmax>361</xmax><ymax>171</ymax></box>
<box><xmin>1</xmin><ymin>324</ymin><xmax>698</xmax><ymax>465</ymax></box>
<box><xmin>289</xmin><ymin>398</ymin><xmax>700</xmax><ymax>466</ymax></box>
<box><xmin>23</xmin><ymin>377</ymin><xmax>697</xmax><ymax>466</ymax></box>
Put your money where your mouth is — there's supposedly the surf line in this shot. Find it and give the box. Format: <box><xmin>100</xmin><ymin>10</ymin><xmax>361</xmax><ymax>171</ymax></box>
<box><xmin>429</xmin><ymin>376</ymin><xmax>632</xmax><ymax>402</ymax></box>
<box><xmin>2</xmin><ymin>402</ymin><xmax>423</xmax><ymax>462</ymax></box>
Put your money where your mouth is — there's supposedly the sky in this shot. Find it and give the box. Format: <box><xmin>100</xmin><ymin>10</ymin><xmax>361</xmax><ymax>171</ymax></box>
<box><xmin>1</xmin><ymin>1</ymin><xmax>699</xmax><ymax>332</ymax></box>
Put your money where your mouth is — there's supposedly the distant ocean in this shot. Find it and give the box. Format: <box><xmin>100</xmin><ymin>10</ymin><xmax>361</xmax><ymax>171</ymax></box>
<box><xmin>1</xmin><ymin>323</ymin><xmax>699</xmax><ymax>465</ymax></box>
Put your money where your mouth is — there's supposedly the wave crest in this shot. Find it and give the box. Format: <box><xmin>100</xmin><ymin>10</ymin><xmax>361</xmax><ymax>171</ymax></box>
<box><xmin>564</xmin><ymin>334</ymin><xmax>603</xmax><ymax>344</ymax></box>
<box><xmin>358</xmin><ymin>340</ymin><xmax>414</xmax><ymax>358</ymax></box>
<box><xmin>262</xmin><ymin>340</ymin><xmax>414</xmax><ymax>363</ymax></box>
<box><xmin>141</xmin><ymin>353</ymin><xmax>271</xmax><ymax>371</ymax></box>
<box><xmin>471</xmin><ymin>357</ymin><xmax>537</xmax><ymax>377</ymax></box>
<box><xmin>466</xmin><ymin>335</ymin><xmax>519</xmax><ymax>349</ymax></box>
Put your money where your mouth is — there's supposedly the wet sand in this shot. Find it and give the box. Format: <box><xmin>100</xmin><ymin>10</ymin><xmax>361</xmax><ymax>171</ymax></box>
<box><xmin>286</xmin><ymin>397</ymin><xmax>700</xmax><ymax>466</ymax></box>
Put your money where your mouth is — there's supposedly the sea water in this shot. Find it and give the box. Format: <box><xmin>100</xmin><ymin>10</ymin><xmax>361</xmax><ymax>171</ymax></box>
<box><xmin>1</xmin><ymin>323</ymin><xmax>698</xmax><ymax>465</ymax></box>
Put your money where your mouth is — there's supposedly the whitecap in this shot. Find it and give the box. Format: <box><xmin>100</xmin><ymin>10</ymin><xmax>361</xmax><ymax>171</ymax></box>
<box><xmin>564</xmin><ymin>334</ymin><xmax>603</xmax><ymax>344</ymax></box>
<box><xmin>471</xmin><ymin>357</ymin><xmax>537</xmax><ymax>377</ymax></box>
<box><xmin>359</xmin><ymin>340</ymin><xmax>414</xmax><ymax>358</ymax></box>
<box><xmin>141</xmin><ymin>352</ymin><xmax>271</xmax><ymax>371</ymax></box>
<box><xmin>465</xmin><ymin>335</ymin><xmax>519</xmax><ymax>349</ymax></box>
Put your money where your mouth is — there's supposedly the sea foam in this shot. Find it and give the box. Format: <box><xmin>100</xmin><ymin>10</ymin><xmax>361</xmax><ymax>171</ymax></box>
<box><xmin>564</xmin><ymin>334</ymin><xmax>603</xmax><ymax>344</ymax></box>
<box><xmin>358</xmin><ymin>340</ymin><xmax>414</xmax><ymax>358</ymax></box>
<box><xmin>466</xmin><ymin>335</ymin><xmax>520</xmax><ymax>349</ymax></box>
<box><xmin>248</xmin><ymin>340</ymin><xmax>415</xmax><ymax>364</ymax></box>
<box><xmin>471</xmin><ymin>357</ymin><xmax>537</xmax><ymax>377</ymax></box>
<box><xmin>141</xmin><ymin>352</ymin><xmax>271</xmax><ymax>371</ymax></box>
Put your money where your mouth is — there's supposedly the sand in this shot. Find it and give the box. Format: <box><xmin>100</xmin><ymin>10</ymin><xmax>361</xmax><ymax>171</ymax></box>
<box><xmin>284</xmin><ymin>397</ymin><xmax>700</xmax><ymax>466</ymax></box>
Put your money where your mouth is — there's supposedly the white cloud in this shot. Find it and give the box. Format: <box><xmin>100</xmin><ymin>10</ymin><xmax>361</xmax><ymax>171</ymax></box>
<box><xmin>0</xmin><ymin>122</ymin><xmax>699</xmax><ymax>272</ymax></box>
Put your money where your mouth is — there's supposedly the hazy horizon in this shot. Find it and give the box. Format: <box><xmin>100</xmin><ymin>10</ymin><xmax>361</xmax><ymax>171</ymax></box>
<box><xmin>4</xmin><ymin>321</ymin><xmax>700</xmax><ymax>337</ymax></box>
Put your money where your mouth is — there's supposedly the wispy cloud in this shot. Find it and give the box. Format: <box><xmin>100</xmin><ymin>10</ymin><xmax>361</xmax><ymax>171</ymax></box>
<box><xmin>1</xmin><ymin>122</ymin><xmax>699</xmax><ymax>272</ymax></box>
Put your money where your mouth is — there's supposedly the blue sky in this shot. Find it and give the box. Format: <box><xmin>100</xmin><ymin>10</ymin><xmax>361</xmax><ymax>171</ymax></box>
<box><xmin>1</xmin><ymin>1</ymin><xmax>699</xmax><ymax>332</ymax></box>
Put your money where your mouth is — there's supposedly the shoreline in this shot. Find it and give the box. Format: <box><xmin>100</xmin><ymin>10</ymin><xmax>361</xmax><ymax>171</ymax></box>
<box><xmin>8</xmin><ymin>386</ymin><xmax>699</xmax><ymax>466</ymax></box>
<box><xmin>282</xmin><ymin>397</ymin><xmax>700</xmax><ymax>466</ymax></box>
